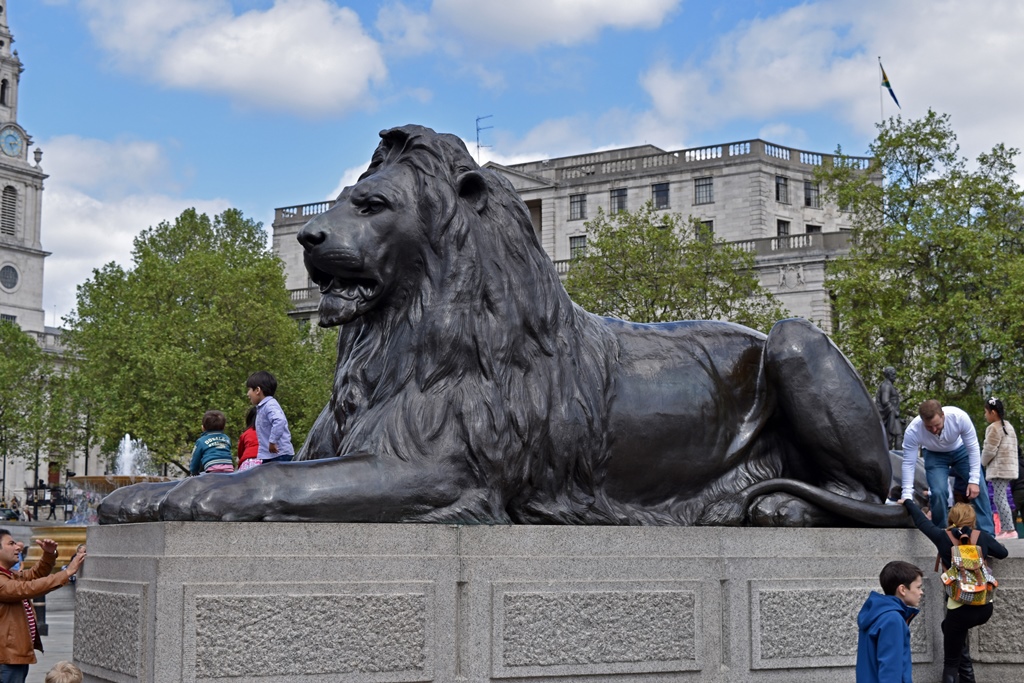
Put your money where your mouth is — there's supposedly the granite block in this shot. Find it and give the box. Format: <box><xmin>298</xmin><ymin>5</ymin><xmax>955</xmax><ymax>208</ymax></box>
<box><xmin>975</xmin><ymin>584</ymin><xmax>1024</xmax><ymax>662</ymax></box>
<box><xmin>491</xmin><ymin>581</ymin><xmax>699</xmax><ymax>678</ymax></box>
<box><xmin>750</xmin><ymin>580</ymin><xmax>931</xmax><ymax>670</ymax></box>
<box><xmin>75</xmin><ymin>523</ymin><xmax>1024</xmax><ymax>683</ymax></box>
<box><xmin>74</xmin><ymin>582</ymin><xmax>147</xmax><ymax>681</ymax></box>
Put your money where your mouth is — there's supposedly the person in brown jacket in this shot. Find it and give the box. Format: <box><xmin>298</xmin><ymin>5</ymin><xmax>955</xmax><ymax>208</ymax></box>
<box><xmin>0</xmin><ymin>530</ymin><xmax>85</xmax><ymax>683</ymax></box>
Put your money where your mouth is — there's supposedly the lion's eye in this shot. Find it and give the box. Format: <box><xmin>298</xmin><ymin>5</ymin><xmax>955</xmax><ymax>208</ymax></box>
<box><xmin>360</xmin><ymin>198</ymin><xmax>387</xmax><ymax>215</ymax></box>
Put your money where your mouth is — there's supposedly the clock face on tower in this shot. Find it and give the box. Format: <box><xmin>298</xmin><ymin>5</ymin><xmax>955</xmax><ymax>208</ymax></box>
<box><xmin>0</xmin><ymin>127</ymin><xmax>23</xmax><ymax>157</ymax></box>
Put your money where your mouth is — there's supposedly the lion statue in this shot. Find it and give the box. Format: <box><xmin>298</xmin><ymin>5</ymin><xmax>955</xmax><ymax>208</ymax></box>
<box><xmin>100</xmin><ymin>124</ymin><xmax>910</xmax><ymax>527</ymax></box>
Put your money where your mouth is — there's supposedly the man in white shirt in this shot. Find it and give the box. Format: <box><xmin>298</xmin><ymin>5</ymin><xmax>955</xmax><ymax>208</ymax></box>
<box><xmin>900</xmin><ymin>399</ymin><xmax>995</xmax><ymax>535</ymax></box>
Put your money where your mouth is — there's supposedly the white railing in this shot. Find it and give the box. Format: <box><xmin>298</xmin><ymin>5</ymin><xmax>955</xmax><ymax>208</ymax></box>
<box><xmin>684</xmin><ymin>145</ymin><xmax>723</xmax><ymax>162</ymax></box>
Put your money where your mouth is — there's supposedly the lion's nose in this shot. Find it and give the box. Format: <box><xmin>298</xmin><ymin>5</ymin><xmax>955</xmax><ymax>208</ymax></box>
<box><xmin>297</xmin><ymin>220</ymin><xmax>327</xmax><ymax>249</ymax></box>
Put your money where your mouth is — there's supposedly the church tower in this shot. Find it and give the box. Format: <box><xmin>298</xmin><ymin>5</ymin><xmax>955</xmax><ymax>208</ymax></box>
<box><xmin>0</xmin><ymin>0</ymin><xmax>48</xmax><ymax>338</ymax></box>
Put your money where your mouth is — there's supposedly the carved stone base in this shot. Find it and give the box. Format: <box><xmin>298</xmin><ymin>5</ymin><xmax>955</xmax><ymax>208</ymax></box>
<box><xmin>75</xmin><ymin>524</ymin><xmax>1024</xmax><ymax>682</ymax></box>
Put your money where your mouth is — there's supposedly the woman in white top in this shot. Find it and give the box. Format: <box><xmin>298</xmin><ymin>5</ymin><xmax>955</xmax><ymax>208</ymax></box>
<box><xmin>981</xmin><ymin>397</ymin><xmax>1019</xmax><ymax>538</ymax></box>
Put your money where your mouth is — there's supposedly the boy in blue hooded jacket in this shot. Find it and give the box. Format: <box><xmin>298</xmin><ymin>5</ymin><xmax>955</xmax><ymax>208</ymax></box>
<box><xmin>856</xmin><ymin>560</ymin><xmax>923</xmax><ymax>683</ymax></box>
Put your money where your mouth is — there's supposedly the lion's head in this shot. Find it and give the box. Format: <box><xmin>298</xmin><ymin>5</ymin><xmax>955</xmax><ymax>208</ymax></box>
<box><xmin>296</xmin><ymin>125</ymin><xmax>618</xmax><ymax>523</ymax></box>
<box><xmin>299</xmin><ymin>125</ymin><xmax>534</xmax><ymax>327</ymax></box>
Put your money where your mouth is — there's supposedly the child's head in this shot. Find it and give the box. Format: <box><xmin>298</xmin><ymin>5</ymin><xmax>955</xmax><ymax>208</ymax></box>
<box><xmin>202</xmin><ymin>410</ymin><xmax>227</xmax><ymax>432</ymax></box>
<box><xmin>246</xmin><ymin>371</ymin><xmax>277</xmax><ymax>404</ymax></box>
<box><xmin>245</xmin><ymin>405</ymin><xmax>258</xmax><ymax>429</ymax></box>
<box><xmin>947</xmin><ymin>502</ymin><xmax>977</xmax><ymax>530</ymax></box>
<box><xmin>45</xmin><ymin>661</ymin><xmax>83</xmax><ymax>683</ymax></box>
<box><xmin>879</xmin><ymin>560</ymin><xmax>924</xmax><ymax>607</ymax></box>
<box><xmin>985</xmin><ymin>396</ymin><xmax>1005</xmax><ymax>420</ymax></box>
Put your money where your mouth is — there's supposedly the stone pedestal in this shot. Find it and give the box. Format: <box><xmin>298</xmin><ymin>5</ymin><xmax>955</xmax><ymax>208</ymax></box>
<box><xmin>74</xmin><ymin>523</ymin><xmax>1024</xmax><ymax>682</ymax></box>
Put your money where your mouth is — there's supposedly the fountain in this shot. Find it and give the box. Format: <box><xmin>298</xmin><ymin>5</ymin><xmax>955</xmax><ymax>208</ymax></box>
<box><xmin>68</xmin><ymin>434</ymin><xmax>170</xmax><ymax>523</ymax></box>
<box><xmin>25</xmin><ymin>434</ymin><xmax>173</xmax><ymax>570</ymax></box>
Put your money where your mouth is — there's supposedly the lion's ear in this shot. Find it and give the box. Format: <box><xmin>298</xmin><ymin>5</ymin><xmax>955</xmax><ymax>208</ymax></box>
<box><xmin>457</xmin><ymin>171</ymin><xmax>488</xmax><ymax>214</ymax></box>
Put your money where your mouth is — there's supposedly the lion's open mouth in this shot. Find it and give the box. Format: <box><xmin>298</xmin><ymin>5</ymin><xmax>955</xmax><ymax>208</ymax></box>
<box><xmin>319</xmin><ymin>275</ymin><xmax>378</xmax><ymax>300</ymax></box>
<box><xmin>314</xmin><ymin>274</ymin><xmax>382</xmax><ymax>326</ymax></box>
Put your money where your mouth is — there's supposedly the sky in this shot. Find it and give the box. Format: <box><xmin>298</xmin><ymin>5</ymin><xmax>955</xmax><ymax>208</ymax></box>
<box><xmin>10</xmin><ymin>0</ymin><xmax>1024</xmax><ymax>324</ymax></box>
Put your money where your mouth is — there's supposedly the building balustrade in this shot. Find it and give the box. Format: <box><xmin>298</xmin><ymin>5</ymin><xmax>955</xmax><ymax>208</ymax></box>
<box><xmin>731</xmin><ymin>230</ymin><xmax>852</xmax><ymax>256</ymax></box>
<box><xmin>275</xmin><ymin>201</ymin><xmax>335</xmax><ymax>224</ymax></box>
<box><xmin>546</xmin><ymin>140</ymin><xmax>869</xmax><ymax>183</ymax></box>
<box><xmin>548</xmin><ymin>231</ymin><xmax>852</xmax><ymax>275</ymax></box>
<box><xmin>683</xmin><ymin>145</ymin><xmax>723</xmax><ymax>162</ymax></box>
<box><xmin>290</xmin><ymin>286</ymin><xmax>320</xmax><ymax>301</ymax></box>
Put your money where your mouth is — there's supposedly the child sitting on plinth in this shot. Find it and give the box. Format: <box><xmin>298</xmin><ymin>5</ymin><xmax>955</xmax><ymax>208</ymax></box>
<box><xmin>189</xmin><ymin>410</ymin><xmax>234</xmax><ymax>475</ymax></box>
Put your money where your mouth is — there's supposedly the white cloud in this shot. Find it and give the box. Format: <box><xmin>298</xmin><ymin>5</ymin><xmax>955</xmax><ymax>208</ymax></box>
<box><xmin>39</xmin><ymin>136</ymin><xmax>230</xmax><ymax>323</ymax></box>
<box><xmin>326</xmin><ymin>163</ymin><xmax>369</xmax><ymax>200</ymax></box>
<box><xmin>80</xmin><ymin>0</ymin><xmax>387</xmax><ymax>116</ymax></box>
<box><xmin>482</xmin><ymin>108</ymin><xmax>667</xmax><ymax>164</ymax></box>
<box><xmin>432</xmin><ymin>0</ymin><xmax>681</xmax><ymax>49</ymax></box>
<box><xmin>376</xmin><ymin>3</ymin><xmax>435</xmax><ymax>55</ymax></box>
<box><xmin>635</xmin><ymin>0</ymin><xmax>1024</xmax><ymax>160</ymax></box>
<box><xmin>757</xmin><ymin>123</ymin><xmax>809</xmax><ymax>149</ymax></box>
<box><xmin>638</xmin><ymin>3</ymin><xmax>869</xmax><ymax>139</ymax></box>
<box><xmin>40</xmin><ymin>136</ymin><xmax>172</xmax><ymax>196</ymax></box>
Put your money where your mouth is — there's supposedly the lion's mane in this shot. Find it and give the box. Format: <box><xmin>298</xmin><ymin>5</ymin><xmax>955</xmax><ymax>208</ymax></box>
<box><xmin>305</xmin><ymin>125</ymin><xmax>622</xmax><ymax>523</ymax></box>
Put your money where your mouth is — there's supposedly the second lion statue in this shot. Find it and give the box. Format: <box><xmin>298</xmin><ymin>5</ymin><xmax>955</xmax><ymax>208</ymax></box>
<box><xmin>100</xmin><ymin>124</ymin><xmax>909</xmax><ymax>527</ymax></box>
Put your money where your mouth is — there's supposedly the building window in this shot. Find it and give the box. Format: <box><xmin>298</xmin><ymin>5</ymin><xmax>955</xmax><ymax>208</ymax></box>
<box><xmin>805</xmin><ymin>224</ymin><xmax>822</xmax><ymax>234</ymax></box>
<box><xmin>777</xmin><ymin>219</ymin><xmax>790</xmax><ymax>237</ymax></box>
<box><xmin>775</xmin><ymin>176</ymin><xmax>789</xmax><ymax>203</ymax></box>
<box><xmin>0</xmin><ymin>80</ymin><xmax>7</xmax><ymax>107</ymax></box>
<box><xmin>609</xmin><ymin>188</ymin><xmax>627</xmax><ymax>214</ymax></box>
<box><xmin>652</xmin><ymin>182</ymin><xmax>670</xmax><ymax>209</ymax></box>
<box><xmin>0</xmin><ymin>264</ymin><xmax>17</xmax><ymax>290</ymax></box>
<box><xmin>0</xmin><ymin>186</ymin><xmax>14</xmax><ymax>236</ymax></box>
<box><xmin>694</xmin><ymin>177</ymin><xmax>714</xmax><ymax>205</ymax></box>
<box><xmin>696</xmin><ymin>220</ymin><xmax>714</xmax><ymax>242</ymax></box>
<box><xmin>569</xmin><ymin>194</ymin><xmax>587</xmax><ymax>221</ymax></box>
<box><xmin>0</xmin><ymin>313</ymin><xmax>15</xmax><ymax>323</ymax></box>
<box><xmin>804</xmin><ymin>180</ymin><xmax>821</xmax><ymax>208</ymax></box>
<box><xmin>569</xmin><ymin>235</ymin><xmax>587</xmax><ymax>259</ymax></box>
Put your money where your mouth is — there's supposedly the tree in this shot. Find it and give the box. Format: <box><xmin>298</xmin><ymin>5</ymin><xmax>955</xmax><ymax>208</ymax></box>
<box><xmin>63</xmin><ymin>208</ymin><xmax>333</xmax><ymax>471</ymax></box>
<box><xmin>0</xmin><ymin>321</ymin><xmax>43</xmax><ymax>498</ymax></box>
<box><xmin>38</xmin><ymin>361</ymin><xmax>86</xmax><ymax>476</ymax></box>
<box><xmin>564</xmin><ymin>203</ymin><xmax>788</xmax><ymax>332</ymax></box>
<box><xmin>818</xmin><ymin>109</ymin><xmax>1024</xmax><ymax>419</ymax></box>
<box><xmin>18</xmin><ymin>355</ymin><xmax>55</xmax><ymax>491</ymax></box>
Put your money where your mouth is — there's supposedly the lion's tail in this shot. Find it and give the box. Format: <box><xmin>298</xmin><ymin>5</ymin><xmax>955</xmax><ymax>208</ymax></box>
<box><xmin>697</xmin><ymin>478</ymin><xmax>913</xmax><ymax>528</ymax></box>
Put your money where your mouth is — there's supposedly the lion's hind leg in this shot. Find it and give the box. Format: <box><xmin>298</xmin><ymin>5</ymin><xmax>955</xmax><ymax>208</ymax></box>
<box><xmin>763</xmin><ymin>318</ymin><xmax>890</xmax><ymax>502</ymax></box>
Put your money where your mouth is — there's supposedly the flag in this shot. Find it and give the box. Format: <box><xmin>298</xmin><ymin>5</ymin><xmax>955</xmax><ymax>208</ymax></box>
<box><xmin>880</xmin><ymin>62</ymin><xmax>900</xmax><ymax>109</ymax></box>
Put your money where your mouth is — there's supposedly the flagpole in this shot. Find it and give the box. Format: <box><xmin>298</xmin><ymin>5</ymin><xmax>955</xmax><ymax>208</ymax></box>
<box><xmin>878</xmin><ymin>56</ymin><xmax>883</xmax><ymax>122</ymax></box>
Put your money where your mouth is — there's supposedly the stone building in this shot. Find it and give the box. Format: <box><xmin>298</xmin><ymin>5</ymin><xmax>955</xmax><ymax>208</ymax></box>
<box><xmin>273</xmin><ymin>139</ymin><xmax>871</xmax><ymax>333</ymax></box>
<box><xmin>484</xmin><ymin>140</ymin><xmax>871</xmax><ymax>333</ymax></box>
<box><xmin>0</xmin><ymin>0</ymin><xmax>51</xmax><ymax>344</ymax></box>
<box><xmin>0</xmin><ymin>0</ymin><xmax>84</xmax><ymax>504</ymax></box>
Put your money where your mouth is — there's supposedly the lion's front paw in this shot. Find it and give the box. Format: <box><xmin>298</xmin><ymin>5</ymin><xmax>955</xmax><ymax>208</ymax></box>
<box><xmin>98</xmin><ymin>481</ymin><xmax>179</xmax><ymax>524</ymax></box>
<box><xmin>697</xmin><ymin>494</ymin><xmax>748</xmax><ymax>526</ymax></box>
<box><xmin>158</xmin><ymin>475</ymin><xmax>232</xmax><ymax>521</ymax></box>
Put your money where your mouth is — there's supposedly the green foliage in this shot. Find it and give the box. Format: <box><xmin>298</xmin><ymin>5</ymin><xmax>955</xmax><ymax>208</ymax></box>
<box><xmin>564</xmin><ymin>203</ymin><xmax>787</xmax><ymax>332</ymax></box>
<box><xmin>63</xmin><ymin>208</ymin><xmax>334</xmax><ymax>470</ymax></box>
<box><xmin>274</xmin><ymin>324</ymin><xmax>338</xmax><ymax>449</ymax></box>
<box><xmin>819</xmin><ymin>109</ymin><xmax>1024</xmax><ymax>422</ymax></box>
<box><xmin>0</xmin><ymin>323</ymin><xmax>93</xmax><ymax>485</ymax></box>
<box><xmin>0</xmin><ymin>322</ymin><xmax>43</xmax><ymax>488</ymax></box>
